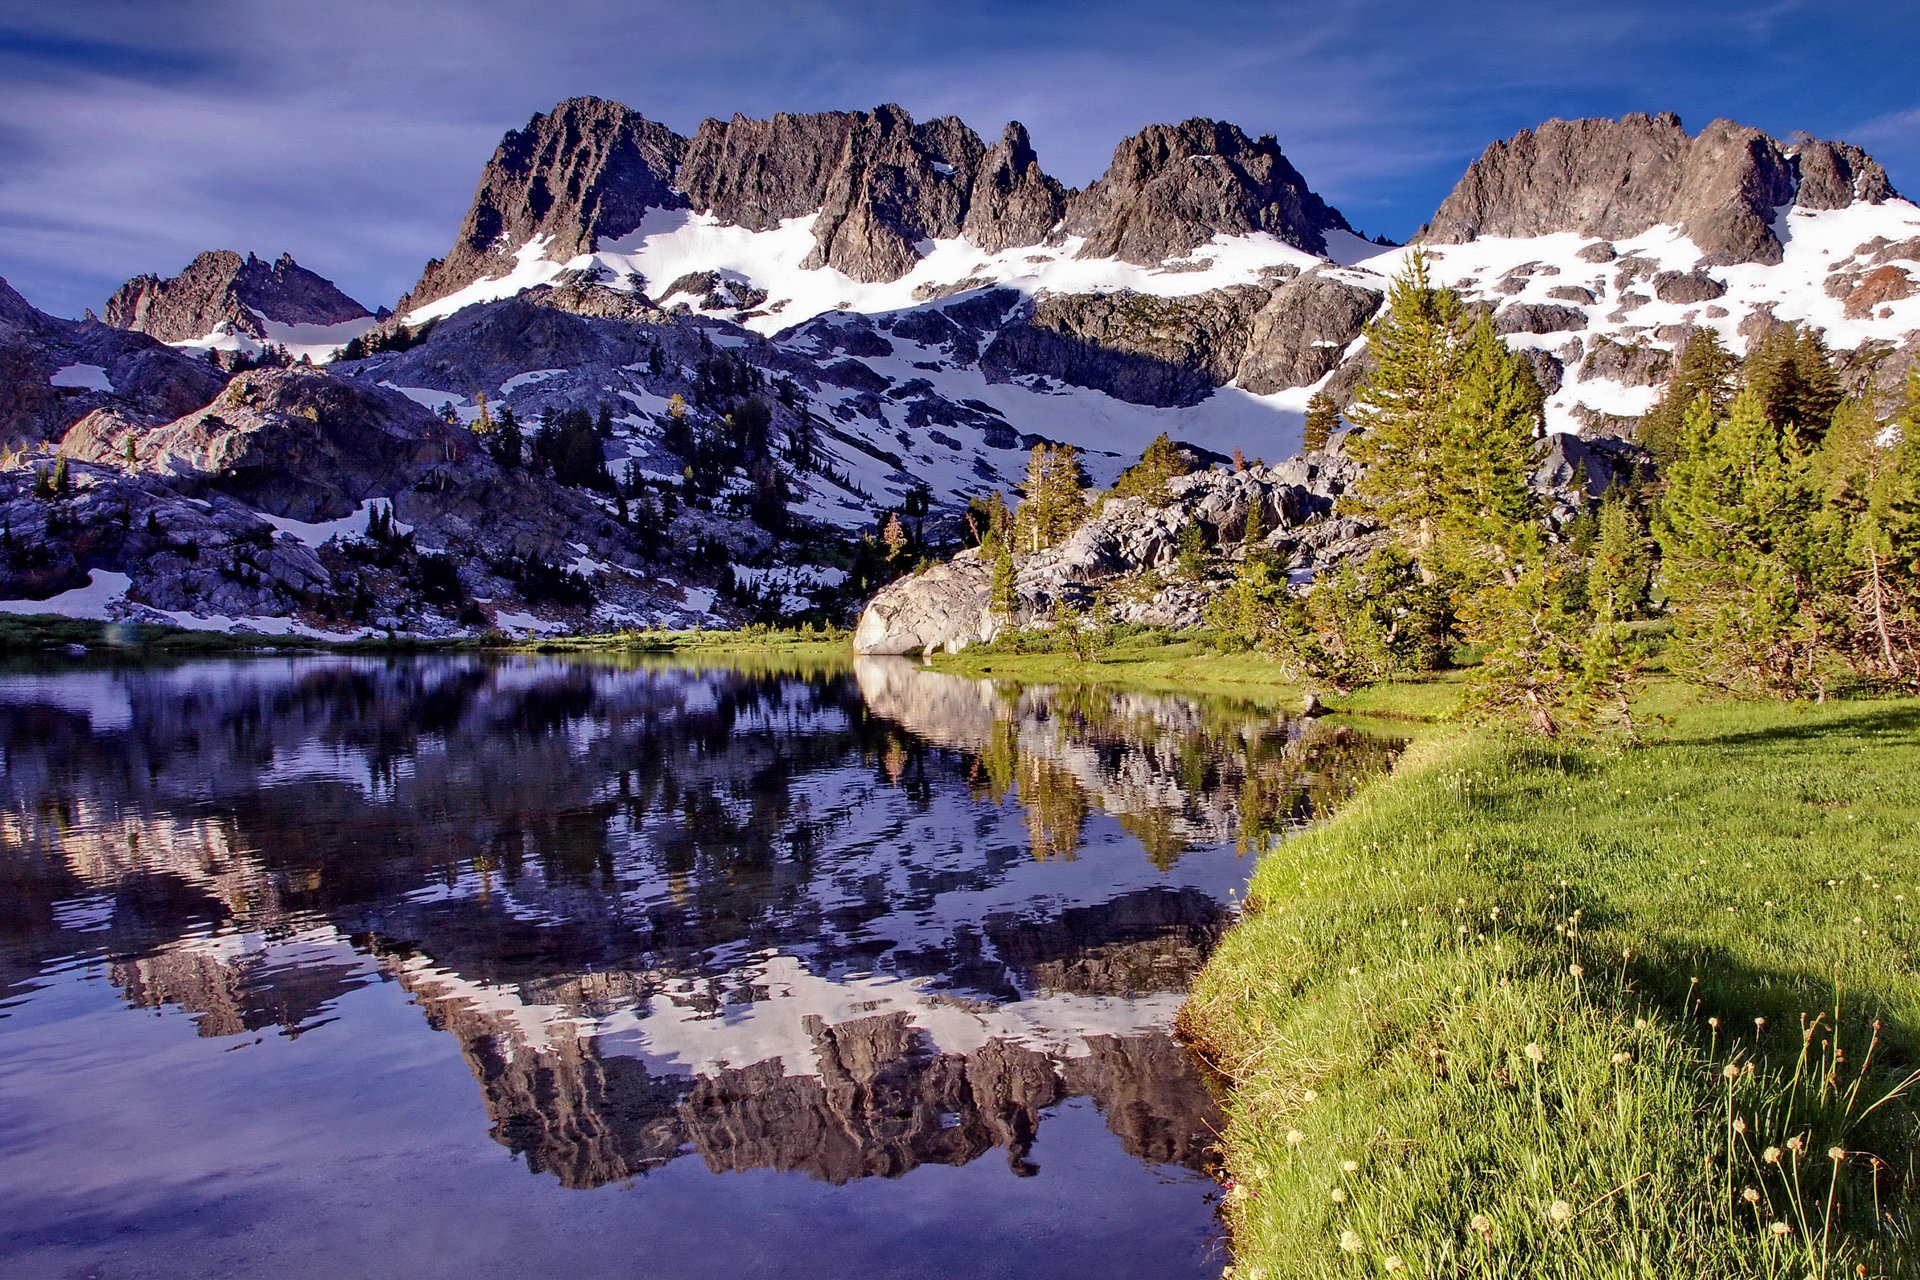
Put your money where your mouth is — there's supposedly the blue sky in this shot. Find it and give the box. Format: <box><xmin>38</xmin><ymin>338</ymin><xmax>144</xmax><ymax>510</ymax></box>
<box><xmin>3</xmin><ymin>0</ymin><xmax>1917</xmax><ymax>318</ymax></box>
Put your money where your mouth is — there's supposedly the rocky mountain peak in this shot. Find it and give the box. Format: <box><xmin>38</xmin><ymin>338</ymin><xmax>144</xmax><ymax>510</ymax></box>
<box><xmin>102</xmin><ymin>249</ymin><xmax>373</xmax><ymax>344</ymax></box>
<box><xmin>678</xmin><ymin>104</ymin><xmax>1055</xmax><ymax>282</ymax></box>
<box><xmin>399</xmin><ymin>95</ymin><xmax>688</xmax><ymax>314</ymax></box>
<box><xmin>1065</xmin><ymin>118</ymin><xmax>1353</xmax><ymax>263</ymax></box>
<box><xmin>1420</xmin><ymin>113</ymin><xmax>1898</xmax><ymax>265</ymax></box>
<box><xmin>963</xmin><ymin>122</ymin><xmax>1069</xmax><ymax>253</ymax></box>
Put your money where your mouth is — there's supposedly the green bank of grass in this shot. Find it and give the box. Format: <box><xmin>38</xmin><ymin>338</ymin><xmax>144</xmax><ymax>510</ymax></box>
<box><xmin>0</xmin><ymin>612</ymin><xmax>465</xmax><ymax>656</ymax></box>
<box><xmin>0</xmin><ymin>613</ymin><xmax>849</xmax><ymax>665</ymax></box>
<box><xmin>930</xmin><ymin>629</ymin><xmax>1464</xmax><ymax>724</ymax></box>
<box><xmin>515</xmin><ymin>623</ymin><xmax>847</xmax><ymax>658</ymax></box>
<box><xmin>1182</xmin><ymin>697</ymin><xmax>1920</xmax><ymax>1279</ymax></box>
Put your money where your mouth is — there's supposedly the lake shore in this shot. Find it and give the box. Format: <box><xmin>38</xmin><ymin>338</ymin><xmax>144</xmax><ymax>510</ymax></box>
<box><xmin>1178</xmin><ymin>694</ymin><xmax>1920</xmax><ymax>1278</ymax></box>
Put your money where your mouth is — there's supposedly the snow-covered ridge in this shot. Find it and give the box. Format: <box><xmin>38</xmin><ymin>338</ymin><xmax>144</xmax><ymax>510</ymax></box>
<box><xmin>400</xmin><ymin>190</ymin><xmax>1920</xmax><ymax>446</ymax></box>
<box><xmin>405</xmin><ymin>207</ymin><xmax>1351</xmax><ymax>332</ymax></box>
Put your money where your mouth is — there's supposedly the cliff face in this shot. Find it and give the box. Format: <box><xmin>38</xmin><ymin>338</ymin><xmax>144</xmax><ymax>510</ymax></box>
<box><xmin>1420</xmin><ymin>113</ymin><xmax>1896</xmax><ymax>265</ymax></box>
<box><xmin>398</xmin><ymin>96</ymin><xmax>688</xmax><ymax>314</ymax></box>
<box><xmin>103</xmin><ymin>250</ymin><xmax>373</xmax><ymax>343</ymax></box>
<box><xmin>1066</xmin><ymin>118</ymin><xmax>1354</xmax><ymax>263</ymax></box>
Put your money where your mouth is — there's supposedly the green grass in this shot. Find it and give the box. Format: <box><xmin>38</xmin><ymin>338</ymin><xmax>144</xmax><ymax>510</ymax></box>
<box><xmin>931</xmin><ymin>629</ymin><xmax>1453</xmax><ymax>716</ymax></box>
<box><xmin>0</xmin><ymin>613</ymin><xmax>848</xmax><ymax>666</ymax></box>
<box><xmin>1183</xmin><ymin>696</ymin><xmax>1920</xmax><ymax>1278</ymax></box>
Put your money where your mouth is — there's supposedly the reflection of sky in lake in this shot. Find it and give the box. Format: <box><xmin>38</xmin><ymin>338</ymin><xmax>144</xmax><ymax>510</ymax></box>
<box><xmin>0</xmin><ymin>654</ymin><xmax>1397</xmax><ymax>1280</ymax></box>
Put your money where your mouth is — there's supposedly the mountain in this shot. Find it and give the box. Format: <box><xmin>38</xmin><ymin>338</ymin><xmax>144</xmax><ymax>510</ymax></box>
<box><xmin>1063</xmin><ymin>117</ymin><xmax>1353</xmax><ymax>262</ymax></box>
<box><xmin>7</xmin><ymin>103</ymin><xmax>1920</xmax><ymax>637</ymax></box>
<box><xmin>102</xmin><ymin>250</ymin><xmax>378</xmax><ymax>359</ymax></box>
<box><xmin>1420</xmin><ymin>112</ymin><xmax>1895</xmax><ymax>265</ymax></box>
<box><xmin>398</xmin><ymin>96</ymin><xmax>687</xmax><ymax>318</ymax></box>
<box><xmin>2</xmin><ymin>278</ymin><xmax>743</xmax><ymax>633</ymax></box>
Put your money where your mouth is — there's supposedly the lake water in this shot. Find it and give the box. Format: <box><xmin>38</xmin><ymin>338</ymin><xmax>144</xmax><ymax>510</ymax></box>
<box><xmin>0</xmin><ymin>653</ymin><xmax>1398</xmax><ymax>1280</ymax></box>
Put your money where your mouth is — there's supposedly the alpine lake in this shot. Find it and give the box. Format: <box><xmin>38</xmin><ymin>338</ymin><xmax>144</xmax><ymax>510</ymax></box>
<box><xmin>0</xmin><ymin>651</ymin><xmax>1401</xmax><ymax>1279</ymax></box>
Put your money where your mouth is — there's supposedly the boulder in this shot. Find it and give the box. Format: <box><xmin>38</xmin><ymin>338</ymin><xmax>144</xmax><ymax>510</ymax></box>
<box><xmin>1652</xmin><ymin>270</ymin><xmax>1726</xmax><ymax>304</ymax></box>
<box><xmin>853</xmin><ymin>549</ymin><xmax>998</xmax><ymax>654</ymax></box>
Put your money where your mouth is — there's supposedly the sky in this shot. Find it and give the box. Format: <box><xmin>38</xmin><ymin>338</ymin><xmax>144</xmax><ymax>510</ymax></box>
<box><xmin>3</xmin><ymin>0</ymin><xmax>1918</xmax><ymax>318</ymax></box>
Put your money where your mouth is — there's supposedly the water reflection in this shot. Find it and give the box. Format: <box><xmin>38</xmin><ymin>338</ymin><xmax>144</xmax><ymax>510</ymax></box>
<box><xmin>0</xmin><ymin>654</ymin><xmax>1397</xmax><ymax>1211</ymax></box>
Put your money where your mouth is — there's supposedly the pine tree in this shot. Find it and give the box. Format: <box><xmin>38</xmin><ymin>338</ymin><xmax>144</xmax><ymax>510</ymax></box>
<box><xmin>1301</xmin><ymin>392</ymin><xmax>1339</xmax><ymax>453</ymax></box>
<box><xmin>1588</xmin><ymin>495</ymin><xmax>1653</xmax><ymax>624</ymax></box>
<box><xmin>1637</xmin><ymin>329</ymin><xmax>1736</xmax><ymax>465</ymax></box>
<box><xmin>1240</xmin><ymin>489</ymin><xmax>1271</xmax><ymax>571</ymax></box>
<box><xmin>1111</xmin><ymin>433</ymin><xmax>1188</xmax><ymax>504</ymax></box>
<box><xmin>1433</xmin><ymin>313</ymin><xmax>1543</xmax><ymax>582</ymax></box>
<box><xmin>1344</xmin><ymin>252</ymin><xmax>1469</xmax><ymax>562</ymax></box>
<box><xmin>1815</xmin><ymin>390</ymin><xmax>1920</xmax><ymax>686</ymax></box>
<box><xmin>1656</xmin><ymin>388</ymin><xmax>1835</xmax><ymax>694</ymax></box>
<box><xmin>50</xmin><ymin>453</ymin><xmax>69</xmax><ymax>496</ymax></box>
<box><xmin>1015</xmin><ymin>443</ymin><xmax>1088</xmax><ymax>552</ymax></box>
<box><xmin>1175</xmin><ymin>518</ymin><xmax>1209</xmax><ymax>581</ymax></box>
<box><xmin>1745</xmin><ymin>323</ymin><xmax>1843</xmax><ymax>446</ymax></box>
<box><xmin>991</xmin><ymin>539</ymin><xmax>1018</xmax><ymax>620</ymax></box>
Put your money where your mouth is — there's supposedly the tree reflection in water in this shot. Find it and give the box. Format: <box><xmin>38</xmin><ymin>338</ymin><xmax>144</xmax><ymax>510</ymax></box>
<box><xmin>0</xmin><ymin>653</ymin><xmax>1399</xmax><ymax>1190</ymax></box>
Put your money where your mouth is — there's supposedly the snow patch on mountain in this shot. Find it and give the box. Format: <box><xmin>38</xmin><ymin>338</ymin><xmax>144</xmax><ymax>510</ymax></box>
<box><xmin>405</xmin><ymin>207</ymin><xmax>1333</xmax><ymax>336</ymax></box>
<box><xmin>49</xmin><ymin>363</ymin><xmax>113</xmax><ymax>391</ymax></box>
<box><xmin>0</xmin><ymin>569</ymin><xmax>132</xmax><ymax>619</ymax></box>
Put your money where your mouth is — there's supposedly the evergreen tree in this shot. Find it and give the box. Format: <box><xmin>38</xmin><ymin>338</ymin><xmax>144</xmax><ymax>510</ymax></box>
<box><xmin>1637</xmin><ymin>329</ymin><xmax>1736</xmax><ymax>465</ymax></box>
<box><xmin>1745</xmin><ymin>323</ymin><xmax>1844</xmax><ymax>446</ymax></box>
<box><xmin>1301</xmin><ymin>392</ymin><xmax>1339</xmax><ymax>453</ymax></box>
<box><xmin>1262</xmin><ymin>547</ymin><xmax>1450</xmax><ymax>687</ymax></box>
<box><xmin>991</xmin><ymin>539</ymin><xmax>1018</xmax><ymax>620</ymax></box>
<box><xmin>1240</xmin><ymin>490</ymin><xmax>1272</xmax><ymax>571</ymax></box>
<box><xmin>488</xmin><ymin>405</ymin><xmax>523</xmax><ymax>469</ymax></box>
<box><xmin>1175</xmin><ymin>518</ymin><xmax>1210</xmax><ymax>581</ymax></box>
<box><xmin>1656</xmin><ymin>388</ymin><xmax>1835</xmax><ymax>694</ymax></box>
<box><xmin>1587</xmin><ymin>495</ymin><xmax>1653</xmax><ymax>624</ymax></box>
<box><xmin>1015</xmin><ymin>443</ymin><xmax>1089</xmax><ymax>552</ymax></box>
<box><xmin>1433</xmin><ymin>314</ymin><xmax>1543</xmax><ymax>582</ymax></box>
<box><xmin>1814</xmin><ymin>390</ymin><xmax>1920</xmax><ymax>686</ymax></box>
<box><xmin>1111</xmin><ymin>433</ymin><xmax>1188</xmax><ymax>504</ymax></box>
<box><xmin>1344</xmin><ymin>252</ymin><xmax>1469</xmax><ymax>562</ymax></box>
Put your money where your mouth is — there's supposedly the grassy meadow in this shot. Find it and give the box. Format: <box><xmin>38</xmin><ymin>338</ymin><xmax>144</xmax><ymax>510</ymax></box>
<box><xmin>1181</xmin><ymin>694</ymin><xmax>1920</xmax><ymax>1278</ymax></box>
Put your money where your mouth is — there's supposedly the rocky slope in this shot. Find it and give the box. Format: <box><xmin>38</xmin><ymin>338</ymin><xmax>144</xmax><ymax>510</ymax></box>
<box><xmin>1</xmin><ymin>354</ymin><xmax>724</xmax><ymax>632</ymax></box>
<box><xmin>399</xmin><ymin>96</ymin><xmax>687</xmax><ymax>318</ymax></box>
<box><xmin>852</xmin><ymin>431</ymin><xmax>1643</xmax><ymax>655</ymax></box>
<box><xmin>1</xmin><ymin>278</ymin><xmax>226</xmax><ymax>446</ymax></box>
<box><xmin>103</xmin><ymin>250</ymin><xmax>376</xmax><ymax>351</ymax></box>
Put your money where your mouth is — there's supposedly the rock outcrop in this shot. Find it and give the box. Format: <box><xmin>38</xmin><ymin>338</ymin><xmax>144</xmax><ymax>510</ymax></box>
<box><xmin>4</xmin><ymin>364</ymin><xmax>696</xmax><ymax>631</ymax></box>
<box><xmin>852</xmin><ymin>550</ymin><xmax>998</xmax><ymax>655</ymax></box>
<box><xmin>962</xmin><ymin>123</ymin><xmax>1070</xmax><ymax>252</ymax></box>
<box><xmin>852</xmin><ymin>457</ymin><xmax>1360</xmax><ymax>654</ymax></box>
<box><xmin>0</xmin><ymin>278</ymin><xmax>226</xmax><ymax>446</ymax></box>
<box><xmin>400</xmin><ymin>96</ymin><xmax>688</xmax><ymax>314</ymax></box>
<box><xmin>982</xmin><ymin>286</ymin><xmax>1266</xmax><ymax>407</ymax></box>
<box><xmin>1420</xmin><ymin>113</ymin><xmax>1895</xmax><ymax>265</ymax></box>
<box><xmin>1236</xmin><ymin>270</ymin><xmax>1380</xmax><ymax>393</ymax></box>
<box><xmin>103</xmin><ymin>250</ymin><xmax>373</xmax><ymax>344</ymax></box>
<box><xmin>1065</xmin><ymin>118</ymin><xmax>1353</xmax><ymax>263</ymax></box>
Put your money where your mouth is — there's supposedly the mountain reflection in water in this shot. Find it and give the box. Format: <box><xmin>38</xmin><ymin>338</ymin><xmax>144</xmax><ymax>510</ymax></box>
<box><xmin>0</xmin><ymin>653</ymin><xmax>1399</xmax><ymax>1276</ymax></box>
